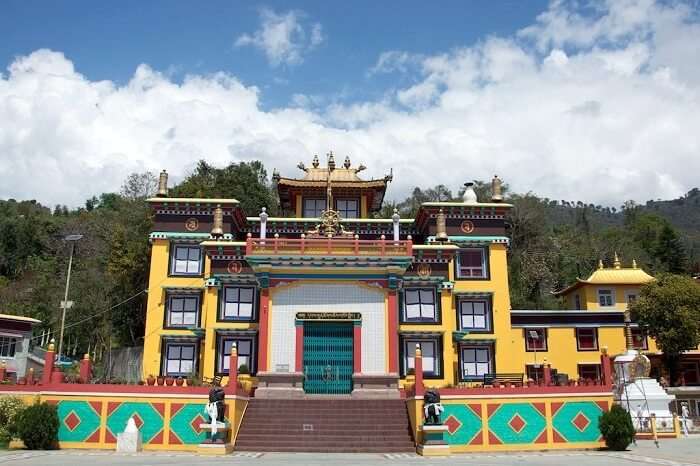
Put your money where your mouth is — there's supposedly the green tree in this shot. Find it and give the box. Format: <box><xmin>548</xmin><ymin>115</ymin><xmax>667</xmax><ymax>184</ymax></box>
<box><xmin>656</xmin><ymin>224</ymin><xmax>686</xmax><ymax>273</ymax></box>
<box><xmin>630</xmin><ymin>273</ymin><xmax>700</xmax><ymax>384</ymax></box>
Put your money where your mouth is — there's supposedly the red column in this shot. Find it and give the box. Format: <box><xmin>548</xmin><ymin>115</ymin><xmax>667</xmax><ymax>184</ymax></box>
<box><xmin>295</xmin><ymin>324</ymin><xmax>304</xmax><ymax>373</ymax></box>
<box><xmin>415</xmin><ymin>345</ymin><xmax>425</xmax><ymax>397</ymax></box>
<box><xmin>601</xmin><ymin>351</ymin><xmax>612</xmax><ymax>386</ymax></box>
<box><xmin>0</xmin><ymin>360</ymin><xmax>5</xmax><ymax>382</ymax></box>
<box><xmin>258</xmin><ymin>288</ymin><xmax>270</xmax><ymax>372</ymax></box>
<box><xmin>26</xmin><ymin>367</ymin><xmax>35</xmax><ymax>385</ymax></box>
<box><xmin>227</xmin><ymin>346</ymin><xmax>238</xmax><ymax>395</ymax></box>
<box><xmin>79</xmin><ymin>353</ymin><xmax>92</xmax><ymax>383</ymax></box>
<box><xmin>353</xmin><ymin>323</ymin><xmax>362</xmax><ymax>374</ymax></box>
<box><xmin>388</xmin><ymin>290</ymin><xmax>399</xmax><ymax>374</ymax></box>
<box><xmin>543</xmin><ymin>363</ymin><xmax>552</xmax><ymax>386</ymax></box>
<box><xmin>42</xmin><ymin>340</ymin><xmax>56</xmax><ymax>385</ymax></box>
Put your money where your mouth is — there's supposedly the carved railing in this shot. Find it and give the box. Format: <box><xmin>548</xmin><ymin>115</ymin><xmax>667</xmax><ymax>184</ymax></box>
<box><xmin>245</xmin><ymin>237</ymin><xmax>412</xmax><ymax>257</ymax></box>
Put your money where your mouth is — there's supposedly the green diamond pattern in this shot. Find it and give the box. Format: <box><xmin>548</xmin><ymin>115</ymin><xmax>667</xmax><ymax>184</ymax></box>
<box><xmin>552</xmin><ymin>402</ymin><xmax>603</xmax><ymax>442</ymax></box>
<box><xmin>106</xmin><ymin>402</ymin><xmax>163</xmax><ymax>443</ymax></box>
<box><xmin>57</xmin><ymin>401</ymin><xmax>100</xmax><ymax>442</ymax></box>
<box><xmin>169</xmin><ymin>403</ymin><xmax>208</xmax><ymax>444</ymax></box>
<box><xmin>489</xmin><ymin>403</ymin><xmax>546</xmax><ymax>444</ymax></box>
<box><xmin>442</xmin><ymin>404</ymin><xmax>481</xmax><ymax>445</ymax></box>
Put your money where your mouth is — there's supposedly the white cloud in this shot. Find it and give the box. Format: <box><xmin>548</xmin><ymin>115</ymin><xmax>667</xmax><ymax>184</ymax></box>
<box><xmin>1</xmin><ymin>0</ymin><xmax>700</xmax><ymax>209</ymax></box>
<box><xmin>235</xmin><ymin>8</ymin><xmax>323</xmax><ymax>67</ymax></box>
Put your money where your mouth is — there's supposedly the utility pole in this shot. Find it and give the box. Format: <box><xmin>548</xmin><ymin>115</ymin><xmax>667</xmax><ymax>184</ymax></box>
<box><xmin>58</xmin><ymin>234</ymin><xmax>83</xmax><ymax>362</ymax></box>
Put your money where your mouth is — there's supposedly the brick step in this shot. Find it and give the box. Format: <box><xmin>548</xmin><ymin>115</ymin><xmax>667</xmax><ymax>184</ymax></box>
<box><xmin>241</xmin><ymin>418</ymin><xmax>410</xmax><ymax>424</ymax></box>
<box><xmin>239</xmin><ymin>426</ymin><xmax>412</xmax><ymax>433</ymax></box>
<box><xmin>237</xmin><ymin>432</ymin><xmax>412</xmax><ymax>440</ymax></box>
<box><xmin>235</xmin><ymin>439</ymin><xmax>414</xmax><ymax>448</ymax></box>
<box><xmin>235</xmin><ymin>445</ymin><xmax>416</xmax><ymax>453</ymax></box>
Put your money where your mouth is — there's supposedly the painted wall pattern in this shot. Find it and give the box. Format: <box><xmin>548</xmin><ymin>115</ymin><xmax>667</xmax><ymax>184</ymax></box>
<box><xmin>437</xmin><ymin>397</ymin><xmax>610</xmax><ymax>451</ymax></box>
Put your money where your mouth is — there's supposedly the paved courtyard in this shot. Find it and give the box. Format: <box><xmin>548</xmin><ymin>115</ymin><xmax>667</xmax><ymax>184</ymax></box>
<box><xmin>2</xmin><ymin>438</ymin><xmax>700</xmax><ymax>466</ymax></box>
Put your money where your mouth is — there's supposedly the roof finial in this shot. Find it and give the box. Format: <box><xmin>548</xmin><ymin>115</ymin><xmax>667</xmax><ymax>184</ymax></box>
<box><xmin>312</xmin><ymin>154</ymin><xmax>319</xmax><ymax>168</ymax></box>
<box><xmin>598</xmin><ymin>259</ymin><xmax>604</xmax><ymax>270</ymax></box>
<box><xmin>632</xmin><ymin>259</ymin><xmax>638</xmax><ymax>269</ymax></box>
<box><xmin>614</xmin><ymin>252</ymin><xmax>621</xmax><ymax>269</ymax></box>
<box><xmin>343</xmin><ymin>155</ymin><xmax>351</xmax><ymax>169</ymax></box>
<box><xmin>328</xmin><ymin>151</ymin><xmax>336</xmax><ymax>171</ymax></box>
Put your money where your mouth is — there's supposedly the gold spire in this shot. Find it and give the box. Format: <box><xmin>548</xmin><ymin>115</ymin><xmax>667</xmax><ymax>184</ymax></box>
<box><xmin>613</xmin><ymin>252</ymin><xmax>621</xmax><ymax>269</ymax></box>
<box><xmin>598</xmin><ymin>259</ymin><xmax>604</xmax><ymax>270</ymax></box>
<box><xmin>632</xmin><ymin>259</ymin><xmax>638</xmax><ymax>269</ymax></box>
<box><xmin>436</xmin><ymin>209</ymin><xmax>448</xmax><ymax>242</ymax></box>
<box><xmin>624</xmin><ymin>310</ymin><xmax>634</xmax><ymax>351</ymax></box>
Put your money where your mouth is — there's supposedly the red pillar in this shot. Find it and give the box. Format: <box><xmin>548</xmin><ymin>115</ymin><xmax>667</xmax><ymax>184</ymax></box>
<box><xmin>543</xmin><ymin>363</ymin><xmax>552</xmax><ymax>386</ymax></box>
<box><xmin>0</xmin><ymin>360</ymin><xmax>5</xmax><ymax>382</ymax></box>
<box><xmin>601</xmin><ymin>351</ymin><xmax>612</xmax><ymax>386</ymax></box>
<box><xmin>26</xmin><ymin>367</ymin><xmax>35</xmax><ymax>385</ymax></box>
<box><xmin>353</xmin><ymin>323</ymin><xmax>362</xmax><ymax>374</ymax></box>
<box><xmin>227</xmin><ymin>346</ymin><xmax>238</xmax><ymax>395</ymax></box>
<box><xmin>387</xmin><ymin>289</ymin><xmax>399</xmax><ymax>374</ymax></box>
<box><xmin>79</xmin><ymin>353</ymin><xmax>92</xmax><ymax>383</ymax></box>
<box><xmin>258</xmin><ymin>288</ymin><xmax>270</xmax><ymax>372</ymax></box>
<box><xmin>42</xmin><ymin>340</ymin><xmax>56</xmax><ymax>385</ymax></box>
<box><xmin>415</xmin><ymin>345</ymin><xmax>425</xmax><ymax>397</ymax></box>
<box><xmin>295</xmin><ymin>323</ymin><xmax>304</xmax><ymax>373</ymax></box>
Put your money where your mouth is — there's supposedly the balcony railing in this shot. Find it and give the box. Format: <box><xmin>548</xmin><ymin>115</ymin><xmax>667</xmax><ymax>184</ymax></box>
<box><xmin>245</xmin><ymin>237</ymin><xmax>412</xmax><ymax>257</ymax></box>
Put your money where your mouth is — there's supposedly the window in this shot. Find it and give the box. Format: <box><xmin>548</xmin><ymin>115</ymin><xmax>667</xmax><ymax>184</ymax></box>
<box><xmin>220</xmin><ymin>286</ymin><xmax>255</xmax><ymax>320</ymax></box>
<box><xmin>303</xmin><ymin>198</ymin><xmax>326</xmax><ymax>218</ymax></box>
<box><xmin>170</xmin><ymin>245</ymin><xmax>202</xmax><ymax>275</ymax></box>
<box><xmin>166</xmin><ymin>295</ymin><xmax>200</xmax><ymax>328</ymax></box>
<box><xmin>578</xmin><ymin>364</ymin><xmax>601</xmax><ymax>381</ymax></box>
<box><xmin>336</xmin><ymin>199</ymin><xmax>359</xmax><ymax>219</ymax></box>
<box><xmin>680</xmin><ymin>361</ymin><xmax>700</xmax><ymax>385</ymax></box>
<box><xmin>403</xmin><ymin>288</ymin><xmax>437</xmax><ymax>322</ymax></box>
<box><xmin>597</xmin><ymin>289</ymin><xmax>614</xmax><ymax>307</ymax></box>
<box><xmin>456</xmin><ymin>249</ymin><xmax>488</xmax><ymax>279</ymax></box>
<box><xmin>526</xmin><ymin>364</ymin><xmax>544</xmax><ymax>383</ymax></box>
<box><xmin>460</xmin><ymin>346</ymin><xmax>493</xmax><ymax>380</ymax></box>
<box><xmin>576</xmin><ymin>328</ymin><xmax>599</xmax><ymax>351</ymax></box>
<box><xmin>631</xmin><ymin>327</ymin><xmax>648</xmax><ymax>350</ymax></box>
<box><xmin>163</xmin><ymin>342</ymin><xmax>197</xmax><ymax>376</ymax></box>
<box><xmin>402</xmin><ymin>338</ymin><xmax>440</xmax><ymax>377</ymax></box>
<box><xmin>525</xmin><ymin>328</ymin><xmax>547</xmax><ymax>351</ymax></box>
<box><xmin>626</xmin><ymin>292</ymin><xmax>637</xmax><ymax>304</ymax></box>
<box><xmin>0</xmin><ymin>336</ymin><xmax>17</xmax><ymax>358</ymax></box>
<box><xmin>574</xmin><ymin>294</ymin><xmax>582</xmax><ymax>310</ymax></box>
<box><xmin>217</xmin><ymin>337</ymin><xmax>255</xmax><ymax>374</ymax></box>
<box><xmin>458</xmin><ymin>299</ymin><xmax>491</xmax><ymax>331</ymax></box>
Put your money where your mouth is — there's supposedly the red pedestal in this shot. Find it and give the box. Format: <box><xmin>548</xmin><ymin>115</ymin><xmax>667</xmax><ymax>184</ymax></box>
<box><xmin>51</xmin><ymin>370</ymin><xmax>64</xmax><ymax>384</ymax></box>
<box><xmin>79</xmin><ymin>355</ymin><xmax>92</xmax><ymax>383</ymax></box>
<box><xmin>227</xmin><ymin>350</ymin><xmax>238</xmax><ymax>395</ymax></box>
<box><xmin>258</xmin><ymin>289</ymin><xmax>270</xmax><ymax>372</ymax></box>
<box><xmin>415</xmin><ymin>348</ymin><xmax>425</xmax><ymax>397</ymax></box>
<box><xmin>42</xmin><ymin>349</ymin><xmax>55</xmax><ymax>385</ymax></box>
<box><xmin>295</xmin><ymin>324</ymin><xmax>304</xmax><ymax>373</ymax></box>
<box><xmin>0</xmin><ymin>364</ymin><xmax>5</xmax><ymax>382</ymax></box>
<box><xmin>543</xmin><ymin>364</ymin><xmax>552</xmax><ymax>386</ymax></box>
<box><xmin>353</xmin><ymin>324</ymin><xmax>362</xmax><ymax>374</ymax></box>
<box><xmin>601</xmin><ymin>353</ymin><xmax>612</xmax><ymax>386</ymax></box>
<box><xmin>387</xmin><ymin>290</ymin><xmax>399</xmax><ymax>373</ymax></box>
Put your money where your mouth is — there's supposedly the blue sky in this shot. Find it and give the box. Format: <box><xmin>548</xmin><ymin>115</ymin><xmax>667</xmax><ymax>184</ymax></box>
<box><xmin>2</xmin><ymin>1</ymin><xmax>548</xmax><ymax>108</ymax></box>
<box><xmin>1</xmin><ymin>1</ymin><xmax>699</xmax><ymax>208</ymax></box>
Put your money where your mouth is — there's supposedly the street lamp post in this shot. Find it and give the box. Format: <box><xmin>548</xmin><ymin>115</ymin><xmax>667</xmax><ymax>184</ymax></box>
<box><xmin>57</xmin><ymin>234</ymin><xmax>83</xmax><ymax>362</ymax></box>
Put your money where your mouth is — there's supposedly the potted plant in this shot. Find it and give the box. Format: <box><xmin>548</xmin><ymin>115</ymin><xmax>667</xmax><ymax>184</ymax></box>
<box><xmin>165</xmin><ymin>376</ymin><xmax>175</xmax><ymax>386</ymax></box>
<box><xmin>186</xmin><ymin>374</ymin><xmax>201</xmax><ymax>387</ymax></box>
<box><xmin>175</xmin><ymin>377</ymin><xmax>184</xmax><ymax>387</ymax></box>
<box><xmin>146</xmin><ymin>375</ymin><xmax>156</xmax><ymax>386</ymax></box>
<box><xmin>156</xmin><ymin>376</ymin><xmax>165</xmax><ymax>386</ymax></box>
<box><xmin>404</xmin><ymin>368</ymin><xmax>416</xmax><ymax>387</ymax></box>
<box><xmin>237</xmin><ymin>364</ymin><xmax>253</xmax><ymax>392</ymax></box>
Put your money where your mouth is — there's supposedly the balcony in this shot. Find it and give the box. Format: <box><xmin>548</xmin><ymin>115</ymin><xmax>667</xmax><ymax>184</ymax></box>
<box><xmin>245</xmin><ymin>236</ymin><xmax>412</xmax><ymax>257</ymax></box>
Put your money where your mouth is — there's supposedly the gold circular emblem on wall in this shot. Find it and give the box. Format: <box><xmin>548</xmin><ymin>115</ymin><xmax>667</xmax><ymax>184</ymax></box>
<box><xmin>460</xmin><ymin>220</ymin><xmax>475</xmax><ymax>234</ymax></box>
<box><xmin>184</xmin><ymin>218</ymin><xmax>199</xmax><ymax>232</ymax></box>
<box><xmin>227</xmin><ymin>261</ymin><xmax>243</xmax><ymax>274</ymax></box>
<box><xmin>417</xmin><ymin>263</ymin><xmax>432</xmax><ymax>278</ymax></box>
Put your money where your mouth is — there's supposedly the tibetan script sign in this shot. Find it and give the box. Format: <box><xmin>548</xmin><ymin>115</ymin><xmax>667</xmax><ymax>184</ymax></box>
<box><xmin>295</xmin><ymin>312</ymin><xmax>362</xmax><ymax>321</ymax></box>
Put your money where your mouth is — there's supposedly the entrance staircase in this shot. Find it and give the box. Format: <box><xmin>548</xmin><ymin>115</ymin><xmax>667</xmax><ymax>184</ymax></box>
<box><xmin>235</xmin><ymin>398</ymin><xmax>416</xmax><ymax>453</ymax></box>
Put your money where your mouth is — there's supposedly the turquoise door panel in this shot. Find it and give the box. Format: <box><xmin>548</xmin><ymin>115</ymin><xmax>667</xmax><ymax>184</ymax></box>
<box><xmin>303</xmin><ymin>322</ymin><xmax>354</xmax><ymax>394</ymax></box>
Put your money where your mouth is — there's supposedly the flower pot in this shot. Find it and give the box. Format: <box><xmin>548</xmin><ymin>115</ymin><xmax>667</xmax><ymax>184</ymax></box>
<box><xmin>175</xmin><ymin>377</ymin><xmax>184</xmax><ymax>386</ymax></box>
<box><xmin>237</xmin><ymin>374</ymin><xmax>253</xmax><ymax>393</ymax></box>
<box><xmin>146</xmin><ymin>376</ymin><xmax>156</xmax><ymax>386</ymax></box>
<box><xmin>157</xmin><ymin>376</ymin><xmax>165</xmax><ymax>386</ymax></box>
<box><xmin>165</xmin><ymin>377</ymin><xmax>175</xmax><ymax>386</ymax></box>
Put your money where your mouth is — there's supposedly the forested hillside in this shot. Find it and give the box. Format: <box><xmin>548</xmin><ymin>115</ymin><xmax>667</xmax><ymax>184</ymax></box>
<box><xmin>0</xmin><ymin>160</ymin><xmax>697</xmax><ymax>376</ymax></box>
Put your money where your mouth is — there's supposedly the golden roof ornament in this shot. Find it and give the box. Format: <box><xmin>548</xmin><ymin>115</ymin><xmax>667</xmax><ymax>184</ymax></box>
<box><xmin>312</xmin><ymin>154</ymin><xmax>320</xmax><ymax>168</ymax></box>
<box><xmin>598</xmin><ymin>259</ymin><xmax>604</xmax><ymax>269</ymax></box>
<box><xmin>632</xmin><ymin>259</ymin><xmax>638</xmax><ymax>269</ymax></box>
<box><xmin>344</xmin><ymin>156</ymin><xmax>351</xmax><ymax>169</ymax></box>
<box><xmin>306</xmin><ymin>152</ymin><xmax>354</xmax><ymax>238</ymax></box>
<box><xmin>614</xmin><ymin>252</ymin><xmax>621</xmax><ymax>269</ymax></box>
<box><xmin>435</xmin><ymin>209</ymin><xmax>448</xmax><ymax>242</ymax></box>
<box><xmin>211</xmin><ymin>207</ymin><xmax>224</xmax><ymax>238</ymax></box>
<box><xmin>297</xmin><ymin>162</ymin><xmax>308</xmax><ymax>172</ymax></box>
<box><xmin>491</xmin><ymin>175</ymin><xmax>503</xmax><ymax>202</ymax></box>
<box><xmin>157</xmin><ymin>170</ymin><xmax>169</xmax><ymax>197</ymax></box>
<box><xmin>328</xmin><ymin>152</ymin><xmax>336</xmax><ymax>171</ymax></box>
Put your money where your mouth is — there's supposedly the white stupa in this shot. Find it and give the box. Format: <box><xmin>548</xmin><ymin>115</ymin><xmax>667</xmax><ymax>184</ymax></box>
<box><xmin>614</xmin><ymin>314</ymin><xmax>675</xmax><ymax>429</ymax></box>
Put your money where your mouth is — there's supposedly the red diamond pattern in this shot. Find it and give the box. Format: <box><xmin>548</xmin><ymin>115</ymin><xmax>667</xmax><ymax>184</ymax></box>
<box><xmin>64</xmin><ymin>411</ymin><xmax>81</xmax><ymax>432</ymax></box>
<box><xmin>191</xmin><ymin>414</ymin><xmax>207</xmax><ymax>433</ymax></box>
<box><xmin>131</xmin><ymin>413</ymin><xmax>144</xmax><ymax>429</ymax></box>
<box><xmin>444</xmin><ymin>415</ymin><xmax>462</xmax><ymax>435</ymax></box>
<box><xmin>508</xmin><ymin>414</ymin><xmax>527</xmax><ymax>434</ymax></box>
<box><xmin>572</xmin><ymin>412</ymin><xmax>590</xmax><ymax>432</ymax></box>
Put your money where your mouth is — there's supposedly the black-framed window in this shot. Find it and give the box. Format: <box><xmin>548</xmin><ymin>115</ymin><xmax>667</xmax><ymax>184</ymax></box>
<box><xmin>631</xmin><ymin>327</ymin><xmax>648</xmax><ymax>350</ymax></box>
<box><xmin>162</xmin><ymin>342</ymin><xmax>197</xmax><ymax>376</ymax></box>
<box><xmin>525</xmin><ymin>328</ymin><xmax>547</xmax><ymax>351</ymax></box>
<box><xmin>336</xmin><ymin>199</ymin><xmax>359</xmax><ymax>219</ymax></box>
<box><xmin>170</xmin><ymin>244</ymin><xmax>203</xmax><ymax>275</ymax></box>
<box><xmin>401</xmin><ymin>337</ymin><xmax>441</xmax><ymax>377</ymax></box>
<box><xmin>403</xmin><ymin>288</ymin><xmax>438</xmax><ymax>322</ymax></box>
<box><xmin>458</xmin><ymin>298</ymin><xmax>491</xmax><ymax>332</ymax></box>
<box><xmin>526</xmin><ymin>364</ymin><xmax>544</xmax><ymax>382</ymax></box>
<box><xmin>460</xmin><ymin>345</ymin><xmax>493</xmax><ymax>380</ymax></box>
<box><xmin>166</xmin><ymin>294</ymin><xmax>200</xmax><ymax>328</ymax></box>
<box><xmin>578</xmin><ymin>364</ymin><xmax>601</xmax><ymax>381</ymax></box>
<box><xmin>303</xmin><ymin>198</ymin><xmax>326</xmax><ymax>217</ymax></box>
<box><xmin>597</xmin><ymin>289</ymin><xmax>614</xmax><ymax>307</ymax></box>
<box><xmin>217</xmin><ymin>336</ymin><xmax>256</xmax><ymax>375</ymax></box>
<box><xmin>576</xmin><ymin>328</ymin><xmax>599</xmax><ymax>351</ymax></box>
<box><xmin>220</xmin><ymin>286</ymin><xmax>255</xmax><ymax>320</ymax></box>
<box><xmin>456</xmin><ymin>248</ymin><xmax>488</xmax><ymax>279</ymax></box>
<box><xmin>0</xmin><ymin>336</ymin><xmax>17</xmax><ymax>358</ymax></box>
